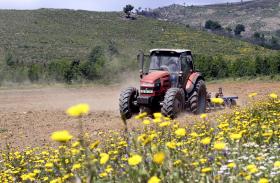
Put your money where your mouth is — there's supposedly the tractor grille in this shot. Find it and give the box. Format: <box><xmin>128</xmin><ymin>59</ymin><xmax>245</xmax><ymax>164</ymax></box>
<box><xmin>140</xmin><ymin>87</ymin><xmax>154</xmax><ymax>94</ymax></box>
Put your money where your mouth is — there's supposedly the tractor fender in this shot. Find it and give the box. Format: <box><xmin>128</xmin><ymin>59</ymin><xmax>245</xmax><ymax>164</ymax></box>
<box><xmin>185</xmin><ymin>72</ymin><xmax>204</xmax><ymax>94</ymax></box>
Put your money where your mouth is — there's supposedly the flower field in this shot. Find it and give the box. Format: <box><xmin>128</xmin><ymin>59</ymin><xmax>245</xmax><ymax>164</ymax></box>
<box><xmin>0</xmin><ymin>94</ymin><xmax>280</xmax><ymax>183</ymax></box>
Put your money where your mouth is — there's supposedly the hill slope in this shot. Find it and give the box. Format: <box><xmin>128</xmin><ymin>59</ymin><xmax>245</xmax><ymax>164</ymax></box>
<box><xmin>153</xmin><ymin>0</ymin><xmax>280</xmax><ymax>38</ymax></box>
<box><xmin>0</xmin><ymin>8</ymin><xmax>274</xmax><ymax>64</ymax></box>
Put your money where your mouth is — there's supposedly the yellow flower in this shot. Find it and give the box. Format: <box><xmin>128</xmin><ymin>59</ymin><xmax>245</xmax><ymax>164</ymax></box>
<box><xmin>258</xmin><ymin>178</ymin><xmax>269</xmax><ymax>183</ymax></box>
<box><xmin>51</xmin><ymin>130</ymin><xmax>73</xmax><ymax>143</ymax></box>
<box><xmin>135</xmin><ymin>112</ymin><xmax>147</xmax><ymax>119</ymax></box>
<box><xmin>153</xmin><ymin>113</ymin><xmax>162</xmax><ymax>119</ymax></box>
<box><xmin>274</xmin><ymin>161</ymin><xmax>280</xmax><ymax>168</ymax></box>
<box><xmin>201</xmin><ymin>167</ymin><xmax>212</xmax><ymax>173</ymax></box>
<box><xmin>213</xmin><ymin>142</ymin><xmax>226</xmax><ymax>151</ymax></box>
<box><xmin>227</xmin><ymin>162</ymin><xmax>236</xmax><ymax>168</ymax></box>
<box><xmin>248</xmin><ymin>92</ymin><xmax>257</xmax><ymax>98</ymax></box>
<box><xmin>153</xmin><ymin>152</ymin><xmax>165</xmax><ymax>165</ymax></box>
<box><xmin>99</xmin><ymin>172</ymin><xmax>108</xmax><ymax>177</ymax></box>
<box><xmin>100</xmin><ymin>153</ymin><xmax>109</xmax><ymax>165</ymax></box>
<box><xmin>72</xmin><ymin>163</ymin><xmax>81</xmax><ymax>170</ymax></box>
<box><xmin>247</xmin><ymin>164</ymin><xmax>258</xmax><ymax>174</ymax></box>
<box><xmin>153</xmin><ymin>118</ymin><xmax>161</xmax><ymax>123</ymax></box>
<box><xmin>200</xmin><ymin>113</ymin><xmax>207</xmax><ymax>119</ymax></box>
<box><xmin>173</xmin><ymin>160</ymin><xmax>182</xmax><ymax>166</ymax></box>
<box><xmin>175</xmin><ymin>128</ymin><xmax>186</xmax><ymax>137</ymax></box>
<box><xmin>211</xmin><ymin>98</ymin><xmax>224</xmax><ymax>104</ymax></box>
<box><xmin>148</xmin><ymin>176</ymin><xmax>161</xmax><ymax>183</ymax></box>
<box><xmin>143</xmin><ymin>119</ymin><xmax>151</xmax><ymax>125</ymax></box>
<box><xmin>230</xmin><ymin>133</ymin><xmax>242</xmax><ymax>140</ymax></box>
<box><xmin>45</xmin><ymin>162</ymin><xmax>54</xmax><ymax>168</ymax></box>
<box><xmin>128</xmin><ymin>154</ymin><xmax>142</xmax><ymax>166</ymax></box>
<box><xmin>159</xmin><ymin>121</ymin><xmax>171</xmax><ymax>127</ymax></box>
<box><xmin>200</xmin><ymin>137</ymin><xmax>211</xmax><ymax>145</ymax></box>
<box><xmin>166</xmin><ymin>141</ymin><xmax>176</xmax><ymax>149</ymax></box>
<box><xmin>66</xmin><ymin>103</ymin><xmax>90</xmax><ymax>117</ymax></box>
<box><xmin>90</xmin><ymin>140</ymin><xmax>100</xmax><ymax>149</ymax></box>
<box><xmin>269</xmin><ymin>93</ymin><xmax>278</xmax><ymax>99</ymax></box>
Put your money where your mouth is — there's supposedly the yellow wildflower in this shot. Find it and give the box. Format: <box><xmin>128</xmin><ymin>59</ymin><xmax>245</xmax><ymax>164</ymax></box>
<box><xmin>51</xmin><ymin>130</ymin><xmax>73</xmax><ymax>143</ymax></box>
<box><xmin>135</xmin><ymin>112</ymin><xmax>147</xmax><ymax>119</ymax></box>
<box><xmin>274</xmin><ymin>161</ymin><xmax>280</xmax><ymax>168</ymax></box>
<box><xmin>213</xmin><ymin>142</ymin><xmax>226</xmax><ymax>151</ymax></box>
<box><xmin>143</xmin><ymin>119</ymin><xmax>151</xmax><ymax>125</ymax></box>
<box><xmin>148</xmin><ymin>176</ymin><xmax>161</xmax><ymax>183</ymax></box>
<box><xmin>90</xmin><ymin>140</ymin><xmax>100</xmax><ymax>149</ymax></box>
<box><xmin>45</xmin><ymin>162</ymin><xmax>54</xmax><ymax>168</ymax></box>
<box><xmin>200</xmin><ymin>137</ymin><xmax>211</xmax><ymax>145</ymax></box>
<box><xmin>201</xmin><ymin>167</ymin><xmax>212</xmax><ymax>173</ymax></box>
<box><xmin>153</xmin><ymin>152</ymin><xmax>165</xmax><ymax>165</ymax></box>
<box><xmin>246</xmin><ymin>164</ymin><xmax>258</xmax><ymax>174</ymax></box>
<box><xmin>258</xmin><ymin>178</ymin><xmax>269</xmax><ymax>183</ymax></box>
<box><xmin>230</xmin><ymin>133</ymin><xmax>242</xmax><ymax>140</ymax></box>
<box><xmin>166</xmin><ymin>141</ymin><xmax>176</xmax><ymax>149</ymax></box>
<box><xmin>72</xmin><ymin>163</ymin><xmax>81</xmax><ymax>170</ymax></box>
<box><xmin>100</xmin><ymin>153</ymin><xmax>109</xmax><ymax>165</ymax></box>
<box><xmin>153</xmin><ymin>113</ymin><xmax>162</xmax><ymax>118</ymax></box>
<box><xmin>227</xmin><ymin>162</ymin><xmax>236</xmax><ymax>168</ymax></box>
<box><xmin>248</xmin><ymin>92</ymin><xmax>257</xmax><ymax>98</ymax></box>
<box><xmin>66</xmin><ymin>103</ymin><xmax>90</xmax><ymax>117</ymax></box>
<box><xmin>159</xmin><ymin>121</ymin><xmax>171</xmax><ymax>127</ymax></box>
<box><xmin>200</xmin><ymin>113</ymin><xmax>207</xmax><ymax>119</ymax></box>
<box><xmin>128</xmin><ymin>154</ymin><xmax>142</xmax><ymax>166</ymax></box>
<box><xmin>175</xmin><ymin>128</ymin><xmax>186</xmax><ymax>137</ymax></box>
<box><xmin>269</xmin><ymin>93</ymin><xmax>278</xmax><ymax>99</ymax></box>
<box><xmin>99</xmin><ymin>172</ymin><xmax>108</xmax><ymax>177</ymax></box>
<box><xmin>211</xmin><ymin>98</ymin><xmax>224</xmax><ymax>104</ymax></box>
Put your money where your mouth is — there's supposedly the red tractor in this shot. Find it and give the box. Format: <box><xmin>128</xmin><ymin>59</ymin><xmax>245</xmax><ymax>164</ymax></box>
<box><xmin>119</xmin><ymin>49</ymin><xmax>207</xmax><ymax>119</ymax></box>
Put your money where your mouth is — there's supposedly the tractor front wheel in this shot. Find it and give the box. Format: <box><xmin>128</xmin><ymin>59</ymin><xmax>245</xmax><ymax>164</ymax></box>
<box><xmin>189</xmin><ymin>79</ymin><xmax>207</xmax><ymax>114</ymax></box>
<box><xmin>161</xmin><ymin>88</ymin><xmax>185</xmax><ymax>119</ymax></box>
<box><xmin>119</xmin><ymin>87</ymin><xmax>139</xmax><ymax>119</ymax></box>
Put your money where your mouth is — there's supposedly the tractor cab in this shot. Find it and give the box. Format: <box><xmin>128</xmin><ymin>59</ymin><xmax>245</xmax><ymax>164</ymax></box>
<box><xmin>139</xmin><ymin>49</ymin><xmax>194</xmax><ymax>88</ymax></box>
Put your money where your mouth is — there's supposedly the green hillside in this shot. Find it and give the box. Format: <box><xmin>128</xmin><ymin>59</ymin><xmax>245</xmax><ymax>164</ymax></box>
<box><xmin>153</xmin><ymin>0</ymin><xmax>280</xmax><ymax>39</ymax></box>
<box><xmin>0</xmin><ymin>9</ymin><xmax>274</xmax><ymax>63</ymax></box>
<box><xmin>0</xmin><ymin>9</ymin><xmax>276</xmax><ymax>84</ymax></box>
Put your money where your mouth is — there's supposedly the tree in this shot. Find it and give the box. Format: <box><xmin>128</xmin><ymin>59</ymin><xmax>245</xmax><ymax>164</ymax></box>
<box><xmin>81</xmin><ymin>46</ymin><xmax>106</xmax><ymax>80</ymax></box>
<box><xmin>234</xmin><ymin>24</ymin><xmax>245</xmax><ymax>35</ymax></box>
<box><xmin>205</xmin><ymin>20</ymin><xmax>222</xmax><ymax>31</ymax></box>
<box><xmin>123</xmin><ymin>4</ymin><xmax>134</xmax><ymax>18</ymax></box>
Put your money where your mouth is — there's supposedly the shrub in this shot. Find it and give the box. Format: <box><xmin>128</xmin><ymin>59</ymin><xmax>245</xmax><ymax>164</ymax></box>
<box><xmin>234</xmin><ymin>24</ymin><xmax>245</xmax><ymax>35</ymax></box>
<box><xmin>205</xmin><ymin>20</ymin><xmax>222</xmax><ymax>31</ymax></box>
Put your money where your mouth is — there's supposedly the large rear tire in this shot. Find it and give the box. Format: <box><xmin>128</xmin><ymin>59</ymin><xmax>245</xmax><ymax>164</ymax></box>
<box><xmin>119</xmin><ymin>87</ymin><xmax>139</xmax><ymax>119</ymax></box>
<box><xmin>189</xmin><ymin>79</ymin><xmax>207</xmax><ymax>114</ymax></box>
<box><xmin>161</xmin><ymin>88</ymin><xmax>185</xmax><ymax>119</ymax></box>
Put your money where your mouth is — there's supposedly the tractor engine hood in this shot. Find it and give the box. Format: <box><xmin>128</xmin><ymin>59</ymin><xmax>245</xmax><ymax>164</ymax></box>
<box><xmin>141</xmin><ymin>71</ymin><xmax>169</xmax><ymax>84</ymax></box>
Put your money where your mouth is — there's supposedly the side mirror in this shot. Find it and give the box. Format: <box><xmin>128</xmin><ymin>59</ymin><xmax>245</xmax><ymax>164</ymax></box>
<box><xmin>137</xmin><ymin>51</ymin><xmax>144</xmax><ymax>78</ymax></box>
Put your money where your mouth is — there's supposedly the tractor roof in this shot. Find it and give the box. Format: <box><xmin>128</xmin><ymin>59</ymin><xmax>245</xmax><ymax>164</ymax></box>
<box><xmin>149</xmin><ymin>49</ymin><xmax>191</xmax><ymax>54</ymax></box>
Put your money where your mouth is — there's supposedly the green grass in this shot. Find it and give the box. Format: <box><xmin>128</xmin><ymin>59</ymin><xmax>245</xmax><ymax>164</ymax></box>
<box><xmin>0</xmin><ymin>9</ymin><xmax>275</xmax><ymax>65</ymax></box>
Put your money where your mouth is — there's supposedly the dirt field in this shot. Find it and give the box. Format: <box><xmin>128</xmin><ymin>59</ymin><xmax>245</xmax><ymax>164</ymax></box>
<box><xmin>0</xmin><ymin>81</ymin><xmax>279</xmax><ymax>149</ymax></box>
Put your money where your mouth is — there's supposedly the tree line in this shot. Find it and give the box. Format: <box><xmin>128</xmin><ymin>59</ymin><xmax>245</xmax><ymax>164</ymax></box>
<box><xmin>194</xmin><ymin>53</ymin><xmax>280</xmax><ymax>79</ymax></box>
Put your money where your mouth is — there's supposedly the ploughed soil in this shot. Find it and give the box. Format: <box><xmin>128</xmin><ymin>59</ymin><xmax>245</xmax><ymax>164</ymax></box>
<box><xmin>0</xmin><ymin>81</ymin><xmax>279</xmax><ymax>149</ymax></box>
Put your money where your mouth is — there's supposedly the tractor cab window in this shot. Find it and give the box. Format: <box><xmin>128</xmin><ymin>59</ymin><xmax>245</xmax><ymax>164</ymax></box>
<box><xmin>181</xmin><ymin>55</ymin><xmax>193</xmax><ymax>74</ymax></box>
<box><xmin>149</xmin><ymin>52</ymin><xmax>180</xmax><ymax>73</ymax></box>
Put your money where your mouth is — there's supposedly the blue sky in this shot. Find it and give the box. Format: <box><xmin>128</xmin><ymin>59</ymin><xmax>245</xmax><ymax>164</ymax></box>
<box><xmin>0</xmin><ymin>0</ymin><xmax>250</xmax><ymax>11</ymax></box>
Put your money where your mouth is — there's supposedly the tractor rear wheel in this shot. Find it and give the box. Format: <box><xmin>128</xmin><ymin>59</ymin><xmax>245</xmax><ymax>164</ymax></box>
<box><xmin>189</xmin><ymin>79</ymin><xmax>207</xmax><ymax>114</ymax></box>
<box><xmin>119</xmin><ymin>87</ymin><xmax>139</xmax><ymax>119</ymax></box>
<box><xmin>161</xmin><ymin>88</ymin><xmax>185</xmax><ymax>119</ymax></box>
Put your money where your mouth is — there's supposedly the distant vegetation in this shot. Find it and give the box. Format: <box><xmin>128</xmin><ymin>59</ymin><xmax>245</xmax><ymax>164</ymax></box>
<box><xmin>0</xmin><ymin>9</ymin><xmax>277</xmax><ymax>85</ymax></box>
<box><xmin>150</xmin><ymin>0</ymin><xmax>280</xmax><ymax>50</ymax></box>
<box><xmin>195</xmin><ymin>53</ymin><xmax>280</xmax><ymax>79</ymax></box>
